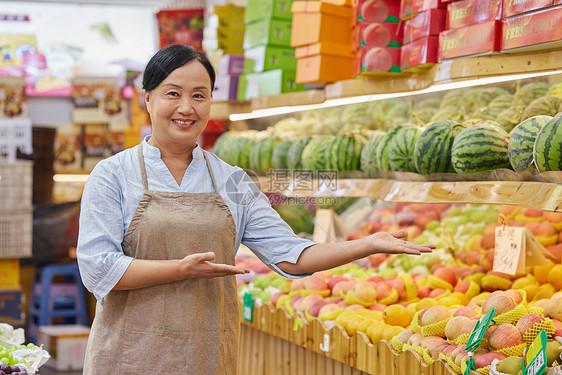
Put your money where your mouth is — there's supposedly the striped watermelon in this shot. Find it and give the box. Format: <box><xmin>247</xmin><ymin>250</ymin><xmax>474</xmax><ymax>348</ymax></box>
<box><xmin>522</xmin><ymin>96</ymin><xmax>561</xmax><ymax>120</ymax></box>
<box><xmin>388</xmin><ymin>127</ymin><xmax>423</xmax><ymax>172</ymax></box>
<box><xmin>249</xmin><ymin>137</ymin><xmax>279</xmax><ymax>175</ymax></box>
<box><xmin>534</xmin><ymin>114</ymin><xmax>562</xmax><ymax>172</ymax></box>
<box><xmin>374</xmin><ymin>126</ymin><xmax>405</xmax><ymax>172</ymax></box>
<box><xmin>325</xmin><ymin>135</ymin><xmax>365</xmax><ymax>172</ymax></box>
<box><xmin>360</xmin><ymin>131</ymin><xmax>386</xmax><ymax>176</ymax></box>
<box><xmin>451</xmin><ymin>124</ymin><xmax>511</xmax><ymax>173</ymax></box>
<box><xmin>547</xmin><ymin>81</ymin><xmax>562</xmax><ymax>98</ymax></box>
<box><xmin>213</xmin><ymin>132</ymin><xmax>235</xmax><ymax>160</ymax></box>
<box><xmin>508</xmin><ymin>115</ymin><xmax>552</xmax><ymax>173</ymax></box>
<box><xmin>512</xmin><ymin>81</ymin><xmax>551</xmax><ymax>106</ymax></box>
<box><xmin>272</xmin><ymin>140</ymin><xmax>293</xmax><ymax>170</ymax></box>
<box><xmin>302</xmin><ymin>136</ymin><xmax>334</xmax><ymax>171</ymax></box>
<box><xmin>286</xmin><ymin>137</ymin><xmax>310</xmax><ymax>170</ymax></box>
<box><xmin>414</xmin><ymin>120</ymin><xmax>467</xmax><ymax>175</ymax></box>
<box><xmin>225</xmin><ymin>136</ymin><xmax>255</xmax><ymax>170</ymax></box>
<box><xmin>497</xmin><ymin>106</ymin><xmax>525</xmax><ymax>133</ymax></box>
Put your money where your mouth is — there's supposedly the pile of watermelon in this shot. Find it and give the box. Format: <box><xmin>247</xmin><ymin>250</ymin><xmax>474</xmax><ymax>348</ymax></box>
<box><xmin>212</xmin><ymin>80</ymin><xmax>562</xmax><ymax>177</ymax></box>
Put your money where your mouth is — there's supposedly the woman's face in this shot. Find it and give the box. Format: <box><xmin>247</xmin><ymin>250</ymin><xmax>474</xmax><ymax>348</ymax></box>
<box><xmin>145</xmin><ymin>60</ymin><xmax>212</xmax><ymax>148</ymax></box>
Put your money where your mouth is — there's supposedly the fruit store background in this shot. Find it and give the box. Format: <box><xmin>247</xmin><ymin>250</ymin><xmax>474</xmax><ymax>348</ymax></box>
<box><xmin>2</xmin><ymin>0</ymin><xmax>562</xmax><ymax>373</ymax></box>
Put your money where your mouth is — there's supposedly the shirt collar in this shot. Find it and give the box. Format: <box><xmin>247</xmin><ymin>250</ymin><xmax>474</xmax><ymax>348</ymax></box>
<box><xmin>142</xmin><ymin>136</ymin><xmax>203</xmax><ymax>160</ymax></box>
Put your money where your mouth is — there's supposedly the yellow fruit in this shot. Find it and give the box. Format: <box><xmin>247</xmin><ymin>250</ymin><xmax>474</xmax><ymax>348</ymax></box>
<box><xmin>334</xmin><ymin>311</ymin><xmax>358</xmax><ymax>328</ymax></box>
<box><xmin>357</xmin><ymin>318</ymin><xmax>378</xmax><ymax>334</ymax></box>
<box><xmin>383</xmin><ymin>325</ymin><xmax>405</xmax><ymax>341</ymax></box>
<box><xmin>383</xmin><ymin>304</ymin><xmax>412</xmax><ymax>327</ymax></box>
<box><xmin>511</xmin><ymin>275</ymin><xmax>538</xmax><ymax>290</ymax></box>
<box><xmin>534</xmin><ymin>261</ymin><xmax>555</xmax><ymax>285</ymax></box>
<box><xmin>450</xmin><ymin>292</ymin><xmax>469</xmax><ymax>305</ymax></box>
<box><xmin>548</xmin><ymin>265</ymin><xmax>562</xmax><ymax>290</ymax></box>
<box><xmin>366</xmin><ymin>323</ymin><xmax>387</xmax><ymax>344</ymax></box>
<box><xmin>523</xmin><ymin>285</ymin><xmax>542</xmax><ymax>302</ymax></box>
<box><xmin>406</xmin><ymin>303</ymin><xmax>417</xmax><ymax>317</ymax></box>
<box><xmin>416</xmin><ymin>298</ymin><xmax>438</xmax><ymax>312</ymax></box>
<box><xmin>438</xmin><ymin>296</ymin><xmax>463</xmax><ymax>308</ymax></box>
<box><xmin>346</xmin><ymin>315</ymin><xmax>367</xmax><ymax>336</ymax></box>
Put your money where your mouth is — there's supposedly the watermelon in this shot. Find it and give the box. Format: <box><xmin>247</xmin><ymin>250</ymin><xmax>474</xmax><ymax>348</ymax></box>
<box><xmin>512</xmin><ymin>81</ymin><xmax>551</xmax><ymax>106</ymax></box>
<box><xmin>213</xmin><ymin>132</ymin><xmax>234</xmax><ymax>159</ymax></box>
<box><xmin>522</xmin><ymin>96</ymin><xmax>561</xmax><ymax>120</ymax></box>
<box><xmin>534</xmin><ymin>114</ymin><xmax>562</xmax><ymax>172</ymax></box>
<box><xmin>508</xmin><ymin>115</ymin><xmax>552</xmax><ymax>173</ymax></box>
<box><xmin>301</xmin><ymin>136</ymin><xmax>334</xmax><ymax>171</ymax></box>
<box><xmin>286</xmin><ymin>137</ymin><xmax>310</xmax><ymax>170</ymax></box>
<box><xmin>547</xmin><ymin>80</ymin><xmax>562</xmax><ymax>98</ymax></box>
<box><xmin>496</xmin><ymin>106</ymin><xmax>525</xmax><ymax>133</ymax></box>
<box><xmin>451</xmin><ymin>123</ymin><xmax>511</xmax><ymax>173</ymax></box>
<box><xmin>410</xmin><ymin>107</ymin><xmax>438</xmax><ymax>126</ymax></box>
<box><xmin>415</xmin><ymin>98</ymin><xmax>441</xmax><ymax>110</ymax></box>
<box><xmin>325</xmin><ymin>135</ymin><xmax>365</xmax><ymax>172</ymax></box>
<box><xmin>272</xmin><ymin>140</ymin><xmax>293</xmax><ymax>170</ymax></box>
<box><xmin>440</xmin><ymin>90</ymin><xmax>467</xmax><ymax>109</ymax></box>
<box><xmin>360</xmin><ymin>131</ymin><xmax>386</xmax><ymax>176</ymax></box>
<box><xmin>225</xmin><ymin>137</ymin><xmax>255</xmax><ymax>170</ymax></box>
<box><xmin>388</xmin><ymin>127</ymin><xmax>423</xmax><ymax>172</ymax></box>
<box><xmin>374</xmin><ymin>126</ymin><xmax>405</xmax><ymax>172</ymax></box>
<box><xmin>430</xmin><ymin>107</ymin><xmax>466</xmax><ymax>123</ymax></box>
<box><xmin>488</xmin><ymin>94</ymin><xmax>514</xmax><ymax>109</ymax></box>
<box><xmin>463</xmin><ymin>87</ymin><xmax>510</xmax><ymax>113</ymax></box>
<box><xmin>414</xmin><ymin>120</ymin><xmax>467</xmax><ymax>175</ymax></box>
<box><xmin>249</xmin><ymin>137</ymin><xmax>279</xmax><ymax>175</ymax></box>
<box><xmin>274</xmin><ymin>203</ymin><xmax>314</xmax><ymax>235</ymax></box>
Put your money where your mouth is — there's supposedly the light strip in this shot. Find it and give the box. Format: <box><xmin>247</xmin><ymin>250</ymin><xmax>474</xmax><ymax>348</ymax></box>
<box><xmin>53</xmin><ymin>174</ymin><xmax>89</xmax><ymax>183</ymax></box>
<box><xmin>229</xmin><ymin>69</ymin><xmax>562</xmax><ymax>121</ymax></box>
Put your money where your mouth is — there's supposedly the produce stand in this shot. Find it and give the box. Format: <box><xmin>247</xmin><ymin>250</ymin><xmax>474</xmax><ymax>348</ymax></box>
<box><xmin>238</xmin><ymin>303</ymin><xmax>456</xmax><ymax>375</ymax></box>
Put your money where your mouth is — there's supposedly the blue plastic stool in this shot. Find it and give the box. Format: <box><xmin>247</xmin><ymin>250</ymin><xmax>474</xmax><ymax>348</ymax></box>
<box><xmin>28</xmin><ymin>263</ymin><xmax>88</xmax><ymax>342</ymax></box>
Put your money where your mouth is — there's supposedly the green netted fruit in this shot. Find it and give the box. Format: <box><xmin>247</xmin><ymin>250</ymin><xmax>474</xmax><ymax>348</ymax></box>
<box><xmin>462</xmin><ymin>87</ymin><xmax>511</xmax><ymax>113</ymax></box>
<box><xmin>547</xmin><ymin>80</ymin><xmax>562</xmax><ymax>98</ymax></box>
<box><xmin>511</xmin><ymin>81</ymin><xmax>551</xmax><ymax>106</ymax></box>
<box><xmin>496</xmin><ymin>106</ymin><xmax>525</xmax><ymax>132</ymax></box>
<box><xmin>522</xmin><ymin>96</ymin><xmax>562</xmax><ymax>120</ymax></box>
<box><xmin>409</xmin><ymin>107</ymin><xmax>438</xmax><ymax>126</ymax></box>
<box><xmin>470</xmin><ymin>106</ymin><xmax>504</xmax><ymax>122</ymax></box>
<box><xmin>440</xmin><ymin>89</ymin><xmax>468</xmax><ymax>109</ymax></box>
<box><xmin>429</xmin><ymin>106</ymin><xmax>466</xmax><ymax>123</ymax></box>
<box><xmin>488</xmin><ymin>94</ymin><xmax>514</xmax><ymax>109</ymax></box>
<box><xmin>415</xmin><ymin>97</ymin><xmax>441</xmax><ymax>110</ymax></box>
<box><xmin>274</xmin><ymin>203</ymin><xmax>314</xmax><ymax>235</ymax></box>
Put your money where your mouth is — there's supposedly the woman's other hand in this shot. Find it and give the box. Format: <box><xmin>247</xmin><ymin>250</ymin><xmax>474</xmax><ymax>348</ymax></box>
<box><xmin>178</xmin><ymin>252</ymin><xmax>250</xmax><ymax>279</ymax></box>
<box><xmin>365</xmin><ymin>229</ymin><xmax>435</xmax><ymax>256</ymax></box>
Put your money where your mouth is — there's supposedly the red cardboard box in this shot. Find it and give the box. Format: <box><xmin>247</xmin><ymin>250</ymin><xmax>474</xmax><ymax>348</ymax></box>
<box><xmin>447</xmin><ymin>0</ymin><xmax>502</xmax><ymax>29</ymax></box>
<box><xmin>400</xmin><ymin>0</ymin><xmax>447</xmax><ymax>20</ymax></box>
<box><xmin>353</xmin><ymin>45</ymin><xmax>401</xmax><ymax>75</ymax></box>
<box><xmin>502</xmin><ymin>5</ymin><xmax>562</xmax><ymax>51</ymax></box>
<box><xmin>403</xmin><ymin>8</ymin><xmax>446</xmax><ymax>44</ymax></box>
<box><xmin>353</xmin><ymin>0</ymin><xmax>401</xmax><ymax>23</ymax></box>
<box><xmin>439</xmin><ymin>20</ymin><xmax>501</xmax><ymax>60</ymax></box>
<box><xmin>401</xmin><ymin>35</ymin><xmax>439</xmax><ymax>71</ymax></box>
<box><xmin>503</xmin><ymin>0</ymin><xmax>554</xmax><ymax>18</ymax></box>
<box><xmin>352</xmin><ymin>21</ymin><xmax>404</xmax><ymax>49</ymax></box>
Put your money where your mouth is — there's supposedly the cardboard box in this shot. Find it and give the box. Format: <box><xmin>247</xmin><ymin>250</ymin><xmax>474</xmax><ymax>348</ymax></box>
<box><xmin>243</xmin><ymin>18</ymin><xmax>293</xmax><ymax>49</ymax></box>
<box><xmin>237</xmin><ymin>69</ymin><xmax>305</xmax><ymax>100</ymax></box>
<box><xmin>212</xmin><ymin>75</ymin><xmax>239</xmax><ymax>102</ymax></box>
<box><xmin>502</xmin><ymin>5</ymin><xmax>562</xmax><ymax>51</ymax></box>
<box><xmin>291</xmin><ymin>1</ymin><xmax>353</xmax><ymax>47</ymax></box>
<box><xmin>353</xmin><ymin>45</ymin><xmax>401</xmax><ymax>75</ymax></box>
<box><xmin>218</xmin><ymin>54</ymin><xmax>245</xmax><ymax>76</ymax></box>
<box><xmin>352</xmin><ymin>0</ymin><xmax>401</xmax><ymax>23</ymax></box>
<box><xmin>403</xmin><ymin>8</ymin><xmax>446</xmax><ymax>44</ymax></box>
<box><xmin>295</xmin><ymin>42</ymin><xmax>354</xmax><ymax>84</ymax></box>
<box><xmin>0</xmin><ymin>259</ymin><xmax>19</xmax><ymax>288</ymax></box>
<box><xmin>447</xmin><ymin>0</ymin><xmax>502</xmax><ymax>29</ymax></box>
<box><xmin>245</xmin><ymin>0</ymin><xmax>294</xmax><ymax>24</ymax></box>
<box><xmin>503</xmin><ymin>0</ymin><xmax>554</xmax><ymax>18</ymax></box>
<box><xmin>400</xmin><ymin>0</ymin><xmax>447</xmax><ymax>20</ymax></box>
<box><xmin>0</xmin><ymin>287</ymin><xmax>22</xmax><ymax>320</ymax></box>
<box><xmin>401</xmin><ymin>35</ymin><xmax>439</xmax><ymax>71</ymax></box>
<box><xmin>439</xmin><ymin>20</ymin><xmax>501</xmax><ymax>60</ymax></box>
<box><xmin>352</xmin><ymin>21</ymin><xmax>404</xmax><ymax>49</ymax></box>
<box><xmin>39</xmin><ymin>325</ymin><xmax>90</xmax><ymax>372</ymax></box>
<box><xmin>243</xmin><ymin>45</ymin><xmax>297</xmax><ymax>73</ymax></box>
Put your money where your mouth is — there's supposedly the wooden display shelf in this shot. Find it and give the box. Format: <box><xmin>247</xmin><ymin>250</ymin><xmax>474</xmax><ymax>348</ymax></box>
<box><xmin>210</xmin><ymin>100</ymin><xmax>251</xmax><ymax>120</ymax></box>
<box><xmin>238</xmin><ymin>303</ymin><xmax>455</xmax><ymax>375</ymax></box>
<box><xmin>258</xmin><ymin>177</ymin><xmax>562</xmax><ymax>212</ymax></box>
<box><xmin>250</xmin><ymin>89</ymin><xmax>326</xmax><ymax>111</ymax></box>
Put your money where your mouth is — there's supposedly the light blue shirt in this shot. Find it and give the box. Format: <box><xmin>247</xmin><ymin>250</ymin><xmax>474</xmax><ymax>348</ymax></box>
<box><xmin>77</xmin><ymin>137</ymin><xmax>315</xmax><ymax>301</ymax></box>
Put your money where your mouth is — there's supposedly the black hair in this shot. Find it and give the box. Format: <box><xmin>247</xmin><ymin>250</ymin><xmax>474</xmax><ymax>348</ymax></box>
<box><xmin>142</xmin><ymin>44</ymin><xmax>216</xmax><ymax>92</ymax></box>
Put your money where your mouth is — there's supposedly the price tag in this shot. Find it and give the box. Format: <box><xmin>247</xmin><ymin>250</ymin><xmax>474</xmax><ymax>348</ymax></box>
<box><xmin>466</xmin><ymin>307</ymin><xmax>496</xmax><ymax>352</ymax></box>
<box><xmin>494</xmin><ymin>226</ymin><xmax>550</xmax><ymax>275</ymax></box>
<box><xmin>524</xmin><ymin>330</ymin><xmax>547</xmax><ymax>375</ymax></box>
<box><xmin>242</xmin><ymin>293</ymin><xmax>254</xmax><ymax>322</ymax></box>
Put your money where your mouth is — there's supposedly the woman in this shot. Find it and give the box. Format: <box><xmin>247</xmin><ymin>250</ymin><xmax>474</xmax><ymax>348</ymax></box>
<box><xmin>77</xmin><ymin>44</ymin><xmax>434</xmax><ymax>373</ymax></box>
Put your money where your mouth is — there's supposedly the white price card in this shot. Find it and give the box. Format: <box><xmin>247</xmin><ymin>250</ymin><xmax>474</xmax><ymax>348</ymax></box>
<box><xmin>494</xmin><ymin>226</ymin><xmax>551</xmax><ymax>275</ymax></box>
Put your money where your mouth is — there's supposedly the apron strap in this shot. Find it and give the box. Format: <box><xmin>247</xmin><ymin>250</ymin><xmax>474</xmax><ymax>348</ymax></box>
<box><xmin>202</xmin><ymin>151</ymin><xmax>219</xmax><ymax>193</ymax></box>
<box><xmin>137</xmin><ymin>143</ymin><xmax>149</xmax><ymax>191</ymax></box>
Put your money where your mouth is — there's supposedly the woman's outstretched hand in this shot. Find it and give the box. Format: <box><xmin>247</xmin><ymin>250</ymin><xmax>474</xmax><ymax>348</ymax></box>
<box><xmin>364</xmin><ymin>229</ymin><xmax>435</xmax><ymax>256</ymax></box>
<box><xmin>178</xmin><ymin>252</ymin><xmax>250</xmax><ymax>279</ymax></box>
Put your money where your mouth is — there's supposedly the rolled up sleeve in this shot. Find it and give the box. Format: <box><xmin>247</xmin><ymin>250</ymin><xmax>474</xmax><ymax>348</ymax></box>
<box><xmin>76</xmin><ymin>161</ymin><xmax>134</xmax><ymax>301</ymax></box>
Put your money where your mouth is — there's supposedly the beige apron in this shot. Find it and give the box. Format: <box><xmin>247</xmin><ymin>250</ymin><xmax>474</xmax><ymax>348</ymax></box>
<box><xmin>83</xmin><ymin>144</ymin><xmax>240</xmax><ymax>374</ymax></box>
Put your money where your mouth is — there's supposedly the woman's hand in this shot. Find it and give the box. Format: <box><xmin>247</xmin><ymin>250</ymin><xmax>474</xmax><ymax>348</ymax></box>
<box><xmin>364</xmin><ymin>229</ymin><xmax>435</xmax><ymax>256</ymax></box>
<box><xmin>177</xmin><ymin>252</ymin><xmax>250</xmax><ymax>279</ymax></box>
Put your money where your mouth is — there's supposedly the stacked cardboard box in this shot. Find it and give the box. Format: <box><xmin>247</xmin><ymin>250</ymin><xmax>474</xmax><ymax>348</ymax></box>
<box><xmin>203</xmin><ymin>4</ymin><xmax>245</xmax><ymax>55</ymax></box>
<box><xmin>401</xmin><ymin>8</ymin><xmax>445</xmax><ymax>71</ymax></box>
<box><xmin>290</xmin><ymin>1</ymin><xmax>354</xmax><ymax>85</ymax></box>
<box><xmin>439</xmin><ymin>0</ymin><xmax>502</xmax><ymax>60</ymax></box>
<box><xmin>501</xmin><ymin>1</ymin><xmax>562</xmax><ymax>52</ymax></box>
<box><xmin>214</xmin><ymin>55</ymin><xmax>244</xmax><ymax>102</ymax></box>
<box><xmin>238</xmin><ymin>0</ymin><xmax>304</xmax><ymax>100</ymax></box>
<box><xmin>352</xmin><ymin>0</ymin><xmax>403</xmax><ymax>76</ymax></box>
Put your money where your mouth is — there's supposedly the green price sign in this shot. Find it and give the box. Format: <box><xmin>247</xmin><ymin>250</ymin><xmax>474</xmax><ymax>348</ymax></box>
<box><xmin>464</xmin><ymin>307</ymin><xmax>497</xmax><ymax>375</ymax></box>
<box><xmin>242</xmin><ymin>293</ymin><xmax>254</xmax><ymax>322</ymax></box>
<box><xmin>523</xmin><ymin>330</ymin><xmax>547</xmax><ymax>375</ymax></box>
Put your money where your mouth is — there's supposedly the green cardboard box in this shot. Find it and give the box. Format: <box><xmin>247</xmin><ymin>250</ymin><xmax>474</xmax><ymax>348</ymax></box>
<box><xmin>237</xmin><ymin>69</ymin><xmax>305</xmax><ymax>101</ymax></box>
<box><xmin>243</xmin><ymin>45</ymin><xmax>297</xmax><ymax>73</ymax></box>
<box><xmin>245</xmin><ymin>0</ymin><xmax>294</xmax><ymax>23</ymax></box>
<box><xmin>243</xmin><ymin>18</ymin><xmax>293</xmax><ymax>49</ymax></box>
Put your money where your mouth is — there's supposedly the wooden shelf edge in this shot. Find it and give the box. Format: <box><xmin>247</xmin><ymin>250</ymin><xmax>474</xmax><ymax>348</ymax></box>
<box><xmin>258</xmin><ymin>177</ymin><xmax>562</xmax><ymax>212</ymax></box>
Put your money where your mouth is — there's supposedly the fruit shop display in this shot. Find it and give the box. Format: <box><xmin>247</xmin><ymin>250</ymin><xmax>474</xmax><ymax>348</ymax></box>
<box><xmin>237</xmin><ymin>202</ymin><xmax>562</xmax><ymax>374</ymax></box>
<box><xmin>215</xmin><ymin>80</ymin><xmax>562</xmax><ymax>178</ymax></box>
<box><xmin>0</xmin><ymin>324</ymin><xmax>50</xmax><ymax>374</ymax></box>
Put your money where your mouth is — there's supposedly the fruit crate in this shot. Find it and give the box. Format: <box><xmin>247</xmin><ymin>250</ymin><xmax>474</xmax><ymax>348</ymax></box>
<box><xmin>0</xmin><ymin>209</ymin><xmax>32</xmax><ymax>259</ymax></box>
<box><xmin>0</xmin><ymin>160</ymin><xmax>33</xmax><ymax>211</ymax></box>
<box><xmin>238</xmin><ymin>303</ymin><xmax>456</xmax><ymax>375</ymax></box>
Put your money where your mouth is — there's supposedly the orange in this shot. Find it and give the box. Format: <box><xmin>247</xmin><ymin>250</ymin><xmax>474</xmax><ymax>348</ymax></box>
<box><xmin>366</xmin><ymin>323</ymin><xmax>387</xmax><ymax>344</ymax></box>
<box><xmin>383</xmin><ymin>304</ymin><xmax>412</xmax><ymax>327</ymax></box>
<box><xmin>346</xmin><ymin>315</ymin><xmax>366</xmax><ymax>336</ymax></box>
<box><xmin>548</xmin><ymin>265</ymin><xmax>562</xmax><ymax>290</ymax></box>
<box><xmin>357</xmin><ymin>318</ymin><xmax>379</xmax><ymax>335</ymax></box>
<box><xmin>533</xmin><ymin>261</ymin><xmax>555</xmax><ymax>285</ymax></box>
